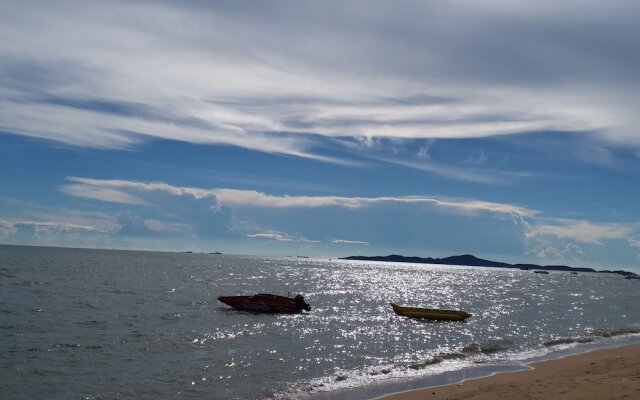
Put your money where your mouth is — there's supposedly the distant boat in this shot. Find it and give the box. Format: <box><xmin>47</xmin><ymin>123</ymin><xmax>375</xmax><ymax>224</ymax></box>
<box><xmin>218</xmin><ymin>293</ymin><xmax>311</xmax><ymax>314</ymax></box>
<box><xmin>534</xmin><ymin>270</ymin><xmax>549</xmax><ymax>274</ymax></box>
<box><xmin>390</xmin><ymin>303</ymin><xmax>471</xmax><ymax>321</ymax></box>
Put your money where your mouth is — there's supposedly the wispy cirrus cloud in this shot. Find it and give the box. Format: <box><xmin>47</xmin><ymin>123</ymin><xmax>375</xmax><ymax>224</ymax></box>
<box><xmin>61</xmin><ymin>181</ymin><xmax>151</xmax><ymax>205</ymax></box>
<box><xmin>331</xmin><ymin>239</ymin><xmax>370</xmax><ymax>246</ymax></box>
<box><xmin>1</xmin><ymin>0</ymin><xmax>639</xmax><ymax>166</ymax></box>
<box><xmin>0</xmin><ymin>220</ymin><xmax>108</xmax><ymax>235</ymax></box>
<box><xmin>374</xmin><ymin>156</ymin><xmax>505</xmax><ymax>184</ymax></box>
<box><xmin>60</xmin><ymin>177</ymin><xmax>212</xmax><ymax>203</ymax></box>
<box><xmin>60</xmin><ymin>177</ymin><xmax>538</xmax><ymax>218</ymax></box>
<box><xmin>247</xmin><ymin>230</ymin><xmax>319</xmax><ymax>243</ymax></box>
<box><xmin>246</xmin><ymin>231</ymin><xmax>369</xmax><ymax>246</ymax></box>
<box><xmin>213</xmin><ymin>188</ymin><xmax>538</xmax><ymax>218</ymax></box>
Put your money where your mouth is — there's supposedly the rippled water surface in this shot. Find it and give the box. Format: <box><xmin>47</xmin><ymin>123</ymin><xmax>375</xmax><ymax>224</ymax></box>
<box><xmin>2</xmin><ymin>245</ymin><xmax>640</xmax><ymax>399</ymax></box>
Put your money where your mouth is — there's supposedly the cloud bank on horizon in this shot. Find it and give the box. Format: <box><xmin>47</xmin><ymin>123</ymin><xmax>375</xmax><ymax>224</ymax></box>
<box><xmin>1</xmin><ymin>1</ymin><xmax>640</xmax><ymax>270</ymax></box>
<box><xmin>3</xmin><ymin>176</ymin><xmax>639</xmax><ymax>269</ymax></box>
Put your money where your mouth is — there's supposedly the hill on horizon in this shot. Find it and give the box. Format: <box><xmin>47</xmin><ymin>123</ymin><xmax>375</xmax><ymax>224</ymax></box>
<box><xmin>340</xmin><ymin>253</ymin><xmax>637</xmax><ymax>277</ymax></box>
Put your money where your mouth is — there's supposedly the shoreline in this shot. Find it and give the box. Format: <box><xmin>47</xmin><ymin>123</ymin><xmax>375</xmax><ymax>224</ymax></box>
<box><xmin>375</xmin><ymin>343</ymin><xmax>640</xmax><ymax>400</ymax></box>
<box><xmin>306</xmin><ymin>336</ymin><xmax>640</xmax><ymax>400</ymax></box>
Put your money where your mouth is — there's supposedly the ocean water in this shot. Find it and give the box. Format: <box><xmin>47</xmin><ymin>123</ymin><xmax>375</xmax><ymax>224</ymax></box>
<box><xmin>2</xmin><ymin>245</ymin><xmax>640</xmax><ymax>399</ymax></box>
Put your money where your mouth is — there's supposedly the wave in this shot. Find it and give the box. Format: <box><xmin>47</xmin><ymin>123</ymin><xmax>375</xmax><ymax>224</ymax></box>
<box><xmin>407</xmin><ymin>356</ymin><xmax>449</xmax><ymax>370</ymax></box>
<box><xmin>544</xmin><ymin>326</ymin><xmax>640</xmax><ymax>347</ymax></box>
<box><xmin>460</xmin><ymin>339</ymin><xmax>513</xmax><ymax>355</ymax></box>
<box><xmin>284</xmin><ymin>328</ymin><xmax>640</xmax><ymax>399</ymax></box>
<box><xmin>281</xmin><ymin>339</ymin><xmax>520</xmax><ymax>398</ymax></box>
<box><xmin>591</xmin><ymin>326</ymin><xmax>640</xmax><ymax>338</ymax></box>
<box><xmin>546</xmin><ymin>337</ymin><xmax>593</xmax><ymax>346</ymax></box>
<box><xmin>543</xmin><ymin>336</ymin><xmax>593</xmax><ymax>347</ymax></box>
<box><xmin>406</xmin><ymin>339</ymin><xmax>514</xmax><ymax>371</ymax></box>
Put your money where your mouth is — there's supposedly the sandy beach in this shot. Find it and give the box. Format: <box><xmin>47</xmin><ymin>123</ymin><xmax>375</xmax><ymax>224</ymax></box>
<box><xmin>378</xmin><ymin>344</ymin><xmax>640</xmax><ymax>400</ymax></box>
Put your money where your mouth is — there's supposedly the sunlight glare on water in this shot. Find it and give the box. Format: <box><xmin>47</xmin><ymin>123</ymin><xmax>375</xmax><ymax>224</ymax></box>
<box><xmin>1</xmin><ymin>246</ymin><xmax>639</xmax><ymax>399</ymax></box>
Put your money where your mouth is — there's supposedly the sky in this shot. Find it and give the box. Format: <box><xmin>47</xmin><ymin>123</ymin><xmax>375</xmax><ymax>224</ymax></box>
<box><xmin>1</xmin><ymin>0</ymin><xmax>640</xmax><ymax>271</ymax></box>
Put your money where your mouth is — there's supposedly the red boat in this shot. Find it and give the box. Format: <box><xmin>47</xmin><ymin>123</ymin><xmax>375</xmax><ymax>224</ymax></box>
<box><xmin>217</xmin><ymin>293</ymin><xmax>311</xmax><ymax>314</ymax></box>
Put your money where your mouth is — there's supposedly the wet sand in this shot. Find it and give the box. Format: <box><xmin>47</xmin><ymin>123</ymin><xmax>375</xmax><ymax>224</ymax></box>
<box><xmin>378</xmin><ymin>344</ymin><xmax>640</xmax><ymax>400</ymax></box>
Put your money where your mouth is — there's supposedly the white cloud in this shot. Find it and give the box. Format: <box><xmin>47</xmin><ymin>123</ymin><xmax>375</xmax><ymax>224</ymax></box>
<box><xmin>523</xmin><ymin>218</ymin><xmax>640</xmax><ymax>267</ymax></box>
<box><xmin>246</xmin><ymin>231</ymin><xmax>370</xmax><ymax>245</ymax></box>
<box><xmin>0</xmin><ymin>219</ymin><xmax>111</xmax><ymax>246</ymax></box>
<box><xmin>331</xmin><ymin>239</ymin><xmax>370</xmax><ymax>246</ymax></box>
<box><xmin>58</xmin><ymin>177</ymin><xmax>542</xmax><ymax>249</ymax></box>
<box><xmin>54</xmin><ymin>177</ymin><xmax>640</xmax><ymax>267</ymax></box>
<box><xmin>61</xmin><ymin>182</ymin><xmax>150</xmax><ymax>205</ymax></box>
<box><xmin>247</xmin><ymin>230</ymin><xmax>319</xmax><ymax>243</ymax></box>
<box><xmin>144</xmin><ymin>219</ymin><xmax>189</xmax><ymax>233</ymax></box>
<box><xmin>1</xmin><ymin>0</ymin><xmax>639</xmax><ymax>163</ymax></box>
<box><xmin>212</xmin><ymin>188</ymin><xmax>538</xmax><ymax>218</ymax></box>
<box><xmin>59</xmin><ymin>177</ymin><xmax>233</xmax><ymax>238</ymax></box>
<box><xmin>374</xmin><ymin>156</ymin><xmax>505</xmax><ymax>184</ymax></box>
<box><xmin>525</xmin><ymin>239</ymin><xmax>588</xmax><ymax>266</ymax></box>
<box><xmin>61</xmin><ymin>177</ymin><xmax>538</xmax><ymax>218</ymax></box>
<box><xmin>61</xmin><ymin>177</ymin><xmax>212</xmax><ymax>201</ymax></box>
<box><xmin>0</xmin><ymin>220</ymin><xmax>107</xmax><ymax>234</ymax></box>
<box><xmin>525</xmin><ymin>219</ymin><xmax>634</xmax><ymax>245</ymax></box>
<box><xmin>465</xmin><ymin>150</ymin><xmax>488</xmax><ymax>166</ymax></box>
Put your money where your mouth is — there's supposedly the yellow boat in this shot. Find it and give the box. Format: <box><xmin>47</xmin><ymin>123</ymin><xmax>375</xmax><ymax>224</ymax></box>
<box><xmin>390</xmin><ymin>303</ymin><xmax>472</xmax><ymax>321</ymax></box>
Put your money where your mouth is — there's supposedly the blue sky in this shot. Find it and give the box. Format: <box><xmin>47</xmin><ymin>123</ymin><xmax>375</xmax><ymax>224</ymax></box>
<box><xmin>1</xmin><ymin>1</ymin><xmax>640</xmax><ymax>271</ymax></box>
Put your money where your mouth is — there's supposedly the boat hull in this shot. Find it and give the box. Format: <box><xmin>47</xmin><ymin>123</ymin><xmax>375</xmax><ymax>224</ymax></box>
<box><xmin>390</xmin><ymin>303</ymin><xmax>471</xmax><ymax>321</ymax></box>
<box><xmin>218</xmin><ymin>294</ymin><xmax>310</xmax><ymax>314</ymax></box>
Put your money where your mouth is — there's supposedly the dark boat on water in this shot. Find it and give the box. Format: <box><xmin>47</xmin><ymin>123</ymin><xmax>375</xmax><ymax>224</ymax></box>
<box><xmin>217</xmin><ymin>293</ymin><xmax>311</xmax><ymax>314</ymax></box>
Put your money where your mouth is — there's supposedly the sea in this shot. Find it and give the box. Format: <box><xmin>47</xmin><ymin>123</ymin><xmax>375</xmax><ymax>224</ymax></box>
<box><xmin>2</xmin><ymin>245</ymin><xmax>640</xmax><ymax>400</ymax></box>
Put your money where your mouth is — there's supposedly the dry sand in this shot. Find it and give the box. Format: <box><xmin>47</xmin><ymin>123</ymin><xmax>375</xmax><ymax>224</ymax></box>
<box><xmin>378</xmin><ymin>344</ymin><xmax>640</xmax><ymax>400</ymax></box>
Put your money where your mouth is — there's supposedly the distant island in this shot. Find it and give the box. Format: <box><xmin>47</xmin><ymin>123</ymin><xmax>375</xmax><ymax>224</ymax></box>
<box><xmin>340</xmin><ymin>254</ymin><xmax>638</xmax><ymax>278</ymax></box>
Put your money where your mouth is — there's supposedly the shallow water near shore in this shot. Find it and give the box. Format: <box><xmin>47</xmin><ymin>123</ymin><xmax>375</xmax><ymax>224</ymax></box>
<box><xmin>2</xmin><ymin>245</ymin><xmax>640</xmax><ymax>399</ymax></box>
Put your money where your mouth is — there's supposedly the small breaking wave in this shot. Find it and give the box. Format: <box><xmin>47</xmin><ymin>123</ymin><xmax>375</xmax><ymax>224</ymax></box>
<box><xmin>544</xmin><ymin>326</ymin><xmax>640</xmax><ymax>348</ymax></box>
<box><xmin>281</xmin><ymin>330</ymin><xmax>639</xmax><ymax>399</ymax></box>
<box><xmin>406</xmin><ymin>340</ymin><xmax>514</xmax><ymax>371</ymax></box>
<box><xmin>543</xmin><ymin>337</ymin><xmax>593</xmax><ymax>347</ymax></box>
<box><xmin>280</xmin><ymin>340</ymin><xmax>518</xmax><ymax>398</ymax></box>
<box><xmin>460</xmin><ymin>339</ymin><xmax>514</xmax><ymax>355</ymax></box>
<box><xmin>591</xmin><ymin>326</ymin><xmax>640</xmax><ymax>338</ymax></box>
